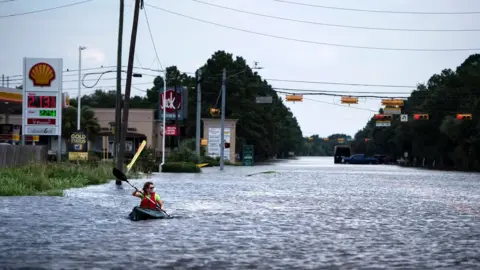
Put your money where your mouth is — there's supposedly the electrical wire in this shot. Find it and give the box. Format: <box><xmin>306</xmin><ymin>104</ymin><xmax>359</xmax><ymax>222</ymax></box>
<box><xmin>273</xmin><ymin>0</ymin><xmax>480</xmax><ymax>15</ymax></box>
<box><xmin>0</xmin><ymin>0</ymin><xmax>93</xmax><ymax>18</ymax></box>
<box><xmin>191</xmin><ymin>0</ymin><xmax>480</xmax><ymax>32</ymax></box>
<box><xmin>266</xmin><ymin>79</ymin><xmax>416</xmax><ymax>88</ymax></box>
<box><xmin>143</xmin><ymin>5</ymin><xmax>164</xmax><ymax>70</ymax></box>
<box><xmin>272</xmin><ymin>87</ymin><xmax>414</xmax><ymax>94</ymax></box>
<box><xmin>145</xmin><ymin>4</ymin><xmax>480</xmax><ymax>52</ymax></box>
<box><xmin>274</xmin><ymin>89</ymin><xmax>409</xmax><ymax>99</ymax></box>
<box><xmin>301</xmin><ymin>97</ymin><xmax>378</xmax><ymax>112</ymax></box>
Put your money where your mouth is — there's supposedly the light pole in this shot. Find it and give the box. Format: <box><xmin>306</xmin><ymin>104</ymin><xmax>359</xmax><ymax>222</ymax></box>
<box><xmin>77</xmin><ymin>46</ymin><xmax>87</xmax><ymax>131</ymax></box>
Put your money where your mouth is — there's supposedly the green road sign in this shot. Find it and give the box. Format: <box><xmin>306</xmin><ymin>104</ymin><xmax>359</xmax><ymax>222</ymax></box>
<box><xmin>243</xmin><ymin>145</ymin><xmax>254</xmax><ymax>166</ymax></box>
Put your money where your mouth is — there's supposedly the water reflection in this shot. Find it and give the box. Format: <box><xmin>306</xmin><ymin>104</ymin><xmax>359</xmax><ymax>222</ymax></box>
<box><xmin>0</xmin><ymin>157</ymin><xmax>479</xmax><ymax>269</ymax></box>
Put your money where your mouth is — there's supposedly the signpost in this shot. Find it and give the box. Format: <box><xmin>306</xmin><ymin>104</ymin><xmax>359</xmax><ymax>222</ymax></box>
<box><xmin>68</xmin><ymin>131</ymin><xmax>88</xmax><ymax>160</ymax></box>
<box><xmin>400</xmin><ymin>114</ymin><xmax>408</xmax><ymax>122</ymax></box>
<box><xmin>158</xmin><ymin>86</ymin><xmax>188</xmax><ymax>120</ymax></box>
<box><xmin>243</xmin><ymin>145</ymin><xmax>254</xmax><ymax>166</ymax></box>
<box><xmin>22</xmin><ymin>58</ymin><xmax>63</xmax><ymax>161</ymax></box>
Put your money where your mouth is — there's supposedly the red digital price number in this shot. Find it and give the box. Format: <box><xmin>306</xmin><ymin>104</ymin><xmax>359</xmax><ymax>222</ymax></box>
<box><xmin>27</xmin><ymin>96</ymin><xmax>57</xmax><ymax>109</ymax></box>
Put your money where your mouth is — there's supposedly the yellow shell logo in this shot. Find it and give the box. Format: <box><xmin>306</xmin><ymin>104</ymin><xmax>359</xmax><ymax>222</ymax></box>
<box><xmin>29</xmin><ymin>62</ymin><xmax>56</xmax><ymax>87</ymax></box>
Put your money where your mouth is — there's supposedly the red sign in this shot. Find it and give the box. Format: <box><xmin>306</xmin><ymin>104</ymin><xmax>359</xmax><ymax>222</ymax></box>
<box><xmin>27</xmin><ymin>118</ymin><xmax>56</xmax><ymax>125</ymax></box>
<box><xmin>165</xmin><ymin>125</ymin><xmax>177</xmax><ymax>136</ymax></box>
<box><xmin>27</xmin><ymin>96</ymin><xmax>57</xmax><ymax>108</ymax></box>
<box><xmin>160</xmin><ymin>89</ymin><xmax>182</xmax><ymax>114</ymax></box>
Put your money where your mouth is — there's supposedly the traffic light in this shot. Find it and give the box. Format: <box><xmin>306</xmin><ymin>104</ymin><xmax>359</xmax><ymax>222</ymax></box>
<box><xmin>341</xmin><ymin>96</ymin><xmax>358</xmax><ymax>104</ymax></box>
<box><xmin>456</xmin><ymin>114</ymin><xmax>472</xmax><ymax>120</ymax></box>
<box><xmin>413</xmin><ymin>114</ymin><xmax>429</xmax><ymax>120</ymax></box>
<box><xmin>364</xmin><ymin>138</ymin><xmax>369</xmax><ymax>142</ymax></box>
<box><xmin>381</xmin><ymin>99</ymin><xmax>404</xmax><ymax>107</ymax></box>
<box><xmin>224</xmin><ymin>142</ymin><xmax>230</xmax><ymax>148</ymax></box>
<box><xmin>210</xmin><ymin>108</ymin><xmax>220</xmax><ymax>116</ymax></box>
<box><xmin>374</xmin><ymin>114</ymin><xmax>392</xmax><ymax>121</ymax></box>
<box><xmin>285</xmin><ymin>95</ymin><xmax>303</xmax><ymax>102</ymax></box>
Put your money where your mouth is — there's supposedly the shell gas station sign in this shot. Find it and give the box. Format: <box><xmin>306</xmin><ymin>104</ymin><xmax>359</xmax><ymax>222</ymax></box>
<box><xmin>22</xmin><ymin>58</ymin><xmax>63</xmax><ymax>137</ymax></box>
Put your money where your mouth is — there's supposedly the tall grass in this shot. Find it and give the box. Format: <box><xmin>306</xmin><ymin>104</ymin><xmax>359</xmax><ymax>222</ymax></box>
<box><xmin>0</xmin><ymin>162</ymin><xmax>114</xmax><ymax>196</ymax></box>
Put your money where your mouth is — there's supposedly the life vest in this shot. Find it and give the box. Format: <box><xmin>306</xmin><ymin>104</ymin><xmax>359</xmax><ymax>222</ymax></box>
<box><xmin>140</xmin><ymin>192</ymin><xmax>157</xmax><ymax>209</ymax></box>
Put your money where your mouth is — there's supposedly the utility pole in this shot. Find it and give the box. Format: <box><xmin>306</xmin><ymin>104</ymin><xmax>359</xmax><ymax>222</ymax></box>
<box><xmin>1</xmin><ymin>74</ymin><xmax>4</xmax><ymax>87</ymax></box>
<box><xmin>219</xmin><ymin>68</ymin><xmax>226</xmax><ymax>171</ymax></box>
<box><xmin>114</xmin><ymin>0</ymin><xmax>124</xmax><ymax>185</ymax></box>
<box><xmin>77</xmin><ymin>46</ymin><xmax>86</xmax><ymax>131</ymax></box>
<box><xmin>118</xmin><ymin>0</ymin><xmax>142</xmax><ymax>180</ymax></box>
<box><xmin>195</xmin><ymin>69</ymin><xmax>202</xmax><ymax>156</ymax></box>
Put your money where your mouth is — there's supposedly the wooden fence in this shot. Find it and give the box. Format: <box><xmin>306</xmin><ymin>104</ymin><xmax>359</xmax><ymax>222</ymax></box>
<box><xmin>0</xmin><ymin>145</ymin><xmax>48</xmax><ymax>169</ymax></box>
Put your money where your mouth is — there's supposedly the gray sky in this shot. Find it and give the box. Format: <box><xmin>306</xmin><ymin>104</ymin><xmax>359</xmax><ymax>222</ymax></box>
<box><xmin>1</xmin><ymin>0</ymin><xmax>479</xmax><ymax>137</ymax></box>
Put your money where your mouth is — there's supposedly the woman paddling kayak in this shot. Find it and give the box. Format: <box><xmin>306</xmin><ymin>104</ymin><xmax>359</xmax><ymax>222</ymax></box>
<box><xmin>132</xmin><ymin>181</ymin><xmax>165</xmax><ymax>211</ymax></box>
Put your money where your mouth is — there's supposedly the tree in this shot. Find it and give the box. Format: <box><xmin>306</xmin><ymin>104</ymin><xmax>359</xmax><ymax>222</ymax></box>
<box><xmin>351</xmin><ymin>54</ymin><xmax>480</xmax><ymax>171</ymax></box>
<box><xmin>62</xmin><ymin>106</ymin><xmax>100</xmax><ymax>139</ymax></box>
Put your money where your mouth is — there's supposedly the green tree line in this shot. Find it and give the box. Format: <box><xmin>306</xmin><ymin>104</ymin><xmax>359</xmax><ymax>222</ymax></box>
<box><xmin>300</xmin><ymin>133</ymin><xmax>352</xmax><ymax>156</ymax></box>
<box><xmin>349</xmin><ymin>54</ymin><xmax>480</xmax><ymax>171</ymax></box>
<box><xmin>70</xmin><ymin>51</ymin><xmax>304</xmax><ymax>161</ymax></box>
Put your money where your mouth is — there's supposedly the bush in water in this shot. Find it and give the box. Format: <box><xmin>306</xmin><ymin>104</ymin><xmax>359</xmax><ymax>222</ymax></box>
<box><xmin>0</xmin><ymin>162</ymin><xmax>114</xmax><ymax>196</ymax></box>
<box><xmin>161</xmin><ymin>162</ymin><xmax>201</xmax><ymax>173</ymax></box>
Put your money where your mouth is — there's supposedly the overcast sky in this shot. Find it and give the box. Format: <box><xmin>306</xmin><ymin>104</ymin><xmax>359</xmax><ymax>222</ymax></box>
<box><xmin>1</xmin><ymin>0</ymin><xmax>479</xmax><ymax>137</ymax></box>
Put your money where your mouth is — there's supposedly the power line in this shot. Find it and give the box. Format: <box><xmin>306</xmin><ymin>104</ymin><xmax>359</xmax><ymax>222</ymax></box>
<box><xmin>300</xmin><ymin>97</ymin><xmax>378</xmax><ymax>112</ymax></box>
<box><xmin>274</xmin><ymin>89</ymin><xmax>409</xmax><ymax>99</ymax></box>
<box><xmin>272</xmin><ymin>87</ymin><xmax>413</xmax><ymax>94</ymax></box>
<box><xmin>0</xmin><ymin>0</ymin><xmax>93</xmax><ymax>19</ymax></box>
<box><xmin>145</xmin><ymin>4</ymin><xmax>480</xmax><ymax>52</ymax></box>
<box><xmin>0</xmin><ymin>65</ymin><xmax>427</xmax><ymax>90</ymax></box>
<box><xmin>267</xmin><ymin>79</ymin><xmax>416</xmax><ymax>88</ymax></box>
<box><xmin>273</xmin><ymin>0</ymin><xmax>480</xmax><ymax>15</ymax></box>
<box><xmin>143</xmin><ymin>5</ymin><xmax>164</xmax><ymax>70</ymax></box>
<box><xmin>192</xmin><ymin>0</ymin><xmax>480</xmax><ymax>32</ymax></box>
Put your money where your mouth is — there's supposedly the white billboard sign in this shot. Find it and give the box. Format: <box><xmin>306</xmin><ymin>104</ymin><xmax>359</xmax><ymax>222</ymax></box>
<box><xmin>22</xmin><ymin>58</ymin><xmax>63</xmax><ymax>137</ymax></box>
<box><xmin>207</xmin><ymin>127</ymin><xmax>231</xmax><ymax>160</ymax></box>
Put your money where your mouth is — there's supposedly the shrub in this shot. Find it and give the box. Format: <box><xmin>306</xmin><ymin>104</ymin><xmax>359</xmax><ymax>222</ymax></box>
<box><xmin>161</xmin><ymin>162</ymin><xmax>201</xmax><ymax>173</ymax></box>
<box><xmin>0</xmin><ymin>162</ymin><xmax>114</xmax><ymax>196</ymax></box>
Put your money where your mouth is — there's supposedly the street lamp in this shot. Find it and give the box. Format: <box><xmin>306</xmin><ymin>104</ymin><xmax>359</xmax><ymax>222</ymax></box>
<box><xmin>78</xmin><ymin>46</ymin><xmax>87</xmax><ymax>131</ymax></box>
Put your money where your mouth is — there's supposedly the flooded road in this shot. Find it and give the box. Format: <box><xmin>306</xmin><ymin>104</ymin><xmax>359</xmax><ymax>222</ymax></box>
<box><xmin>1</xmin><ymin>157</ymin><xmax>479</xmax><ymax>269</ymax></box>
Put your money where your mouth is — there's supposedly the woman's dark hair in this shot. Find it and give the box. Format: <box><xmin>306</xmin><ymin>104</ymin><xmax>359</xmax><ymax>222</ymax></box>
<box><xmin>143</xmin><ymin>181</ymin><xmax>154</xmax><ymax>194</ymax></box>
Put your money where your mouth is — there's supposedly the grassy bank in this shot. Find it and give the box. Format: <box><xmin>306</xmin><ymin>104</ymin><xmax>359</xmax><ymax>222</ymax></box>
<box><xmin>0</xmin><ymin>162</ymin><xmax>115</xmax><ymax>196</ymax></box>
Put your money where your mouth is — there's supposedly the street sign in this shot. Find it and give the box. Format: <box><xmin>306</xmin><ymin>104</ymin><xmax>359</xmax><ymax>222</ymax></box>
<box><xmin>165</xmin><ymin>125</ymin><xmax>177</xmax><ymax>136</ymax></box>
<box><xmin>400</xmin><ymin>114</ymin><xmax>408</xmax><ymax>122</ymax></box>
<box><xmin>375</xmin><ymin>121</ymin><xmax>391</xmax><ymax>127</ymax></box>
<box><xmin>243</xmin><ymin>145</ymin><xmax>254</xmax><ymax>166</ymax></box>
<box><xmin>384</xmin><ymin>106</ymin><xmax>401</xmax><ymax>115</ymax></box>
<box><xmin>22</xmin><ymin>58</ymin><xmax>63</xmax><ymax>137</ymax></box>
<box><xmin>255</xmin><ymin>96</ymin><xmax>272</xmax><ymax>104</ymax></box>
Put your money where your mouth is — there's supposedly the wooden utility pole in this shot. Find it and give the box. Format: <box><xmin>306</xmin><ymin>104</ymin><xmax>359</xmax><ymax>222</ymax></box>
<box><xmin>114</xmin><ymin>0</ymin><xmax>124</xmax><ymax>185</ymax></box>
<box><xmin>118</xmin><ymin>0</ymin><xmax>143</xmax><ymax>177</ymax></box>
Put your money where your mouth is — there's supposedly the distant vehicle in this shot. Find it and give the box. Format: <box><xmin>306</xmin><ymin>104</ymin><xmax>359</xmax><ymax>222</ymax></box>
<box><xmin>373</xmin><ymin>154</ymin><xmax>388</xmax><ymax>164</ymax></box>
<box><xmin>343</xmin><ymin>154</ymin><xmax>378</xmax><ymax>164</ymax></box>
<box><xmin>333</xmin><ymin>145</ymin><xmax>351</xmax><ymax>164</ymax></box>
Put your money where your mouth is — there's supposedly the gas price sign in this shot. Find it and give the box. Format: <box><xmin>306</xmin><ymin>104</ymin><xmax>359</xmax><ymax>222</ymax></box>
<box><xmin>39</xmin><ymin>110</ymin><xmax>56</xmax><ymax>117</ymax></box>
<box><xmin>22</xmin><ymin>57</ymin><xmax>63</xmax><ymax>137</ymax></box>
<box><xmin>27</xmin><ymin>96</ymin><xmax>57</xmax><ymax>108</ymax></box>
<box><xmin>23</xmin><ymin>92</ymin><xmax>60</xmax><ymax>135</ymax></box>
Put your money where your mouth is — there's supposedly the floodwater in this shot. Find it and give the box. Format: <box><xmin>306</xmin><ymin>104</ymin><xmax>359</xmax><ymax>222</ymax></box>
<box><xmin>0</xmin><ymin>157</ymin><xmax>479</xmax><ymax>269</ymax></box>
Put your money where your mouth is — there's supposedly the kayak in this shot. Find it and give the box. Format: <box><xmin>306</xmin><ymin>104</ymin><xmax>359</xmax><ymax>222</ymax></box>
<box><xmin>128</xmin><ymin>206</ymin><xmax>168</xmax><ymax>221</ymax></box>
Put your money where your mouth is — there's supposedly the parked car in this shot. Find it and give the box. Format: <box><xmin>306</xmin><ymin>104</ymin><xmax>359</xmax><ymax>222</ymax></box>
<box><xmin>343</xmin><ymin>154</ymin><xmax>378</xmax><ymax>164</ymax></box>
